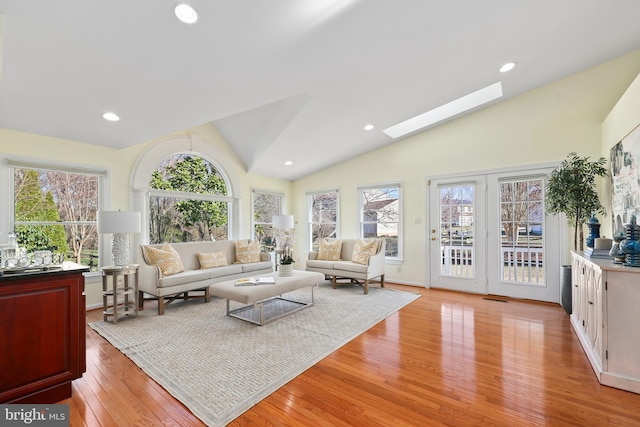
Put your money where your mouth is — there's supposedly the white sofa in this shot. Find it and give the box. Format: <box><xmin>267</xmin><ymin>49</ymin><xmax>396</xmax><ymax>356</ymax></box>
<box><xmin>305</xmin><ymin>238</ymin><xmax>386</xmax><ymax>294</ymax></box>
<box><xmin>136</xmin><ymin>240</ymin><xmax>272</xmax><ymax>314</ymax></box>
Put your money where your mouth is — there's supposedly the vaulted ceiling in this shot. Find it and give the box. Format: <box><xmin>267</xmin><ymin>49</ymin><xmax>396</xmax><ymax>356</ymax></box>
<box><xmin>1</xmin><ymin>1</ymin><xmax>640</xmax><ymax>180</ymax></box>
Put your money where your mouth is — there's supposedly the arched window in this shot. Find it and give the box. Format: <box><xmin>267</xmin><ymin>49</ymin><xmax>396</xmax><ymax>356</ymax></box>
<box><xmin>148</xmin><ymin>154</ymin><xmax>231</xmax><ymax>243</ymax></box>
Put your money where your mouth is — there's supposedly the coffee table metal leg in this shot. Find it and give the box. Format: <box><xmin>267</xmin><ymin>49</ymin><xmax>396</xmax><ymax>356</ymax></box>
<box><xmin>224</xmin><ymin>284</ymin><xmax>317</xmax><ymax>326</ymax></box>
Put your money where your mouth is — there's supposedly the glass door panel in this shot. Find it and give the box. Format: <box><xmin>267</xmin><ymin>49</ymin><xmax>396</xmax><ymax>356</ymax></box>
<box><xmin>487</xmin><ymin>170</ymin><xmax>562</xmax><ymax>303</ymax></box>
<box><xmin>429</xmin><ymin>176</ymin><xmax>486</xmax><ymax>294</ymax></box>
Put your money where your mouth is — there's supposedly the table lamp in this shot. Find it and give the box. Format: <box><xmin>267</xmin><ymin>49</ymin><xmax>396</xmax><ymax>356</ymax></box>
<box><xmin>97</xmin><ymin>210</ymin><xmax>142</xmax><ymax>267</ymax></box>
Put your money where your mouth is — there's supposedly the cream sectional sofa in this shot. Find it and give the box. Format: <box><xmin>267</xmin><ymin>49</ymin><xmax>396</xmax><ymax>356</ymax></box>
<box><xmin>137</xmin><ymin>240</ymin><xmax>272</xmax><ymax>314</ymax></box>
<box><xmin>305</xmin><ymin>238</ymin><xmax>386</xmax><ymax>294</ymax></box>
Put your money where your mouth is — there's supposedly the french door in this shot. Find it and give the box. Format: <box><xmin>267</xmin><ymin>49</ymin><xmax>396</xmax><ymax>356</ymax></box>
<box><xmin>486</xmin><ymin>170</ymin><xmax>562</xmax><ymax>302</ymax></box>
<box><xmin>428</xmin><ymin>175</ymin><xmax>487</xmax><ymax>294</ymax></box>
<box><xmin>428</xmin><ymin>167</ymin><xmax>563</xmax><ymax>302</ymax></box>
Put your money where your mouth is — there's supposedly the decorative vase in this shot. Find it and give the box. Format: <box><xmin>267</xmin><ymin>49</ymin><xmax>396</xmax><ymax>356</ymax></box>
<box><xmin>610</xmin><ymin>231</ymin><xmax>626</xmax><ymax>264</ymax></box>
<box><xmin>279</xmin><ymin>263</ymin><xmax>293</xmax><ymax>277</ymax></box>
<box><xmin>586</xmin><ymin>214</ymin><xmax>601</xmax><ymax>249</ymax></box>
<box><xmin>620</xmin><ymin>215</ymin><xmax>640</xmax><ymax>267</ymax></box>
<box><xmin>560</xmin><ymin>265</ymin><xmax>572</xmax><ymax>315</ymax></box>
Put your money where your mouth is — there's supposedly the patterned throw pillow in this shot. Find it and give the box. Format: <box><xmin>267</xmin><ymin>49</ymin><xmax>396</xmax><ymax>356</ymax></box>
<box><xmin>197</xmin><ymin>251</ymin><xmax>228</xmax><ymax>269</ymax></box>
<box><xmin>143</xmin><ymin>244</ymin><xmax>185</xmax><ymax>276</ymax></box>
<box><xmin>235</xmin><ymin>240</ymin><xmax>261</xmax><ymax>264</ymax></box>
<box><xmin>351</xmin><ymin>238</ymin><xmax>378</xmax><ymax>265</ymax></box>
<box><xmin>317</xmin><ymin>238</ymin><xmax>342</xmax><ymax>261</ymax></box>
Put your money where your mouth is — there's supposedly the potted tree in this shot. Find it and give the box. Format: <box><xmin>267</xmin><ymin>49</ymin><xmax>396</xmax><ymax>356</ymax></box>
<box><xmin>545</xmin><ymin>152</ymin><xmax>608</xmax><ymax>314</ymax></box>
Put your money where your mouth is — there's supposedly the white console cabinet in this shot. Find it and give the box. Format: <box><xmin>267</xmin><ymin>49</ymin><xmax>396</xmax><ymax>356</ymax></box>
<box><xmin>571</xmin><ymin>252</ymin><xmax>640</xmax><ymax>394</ymax></box>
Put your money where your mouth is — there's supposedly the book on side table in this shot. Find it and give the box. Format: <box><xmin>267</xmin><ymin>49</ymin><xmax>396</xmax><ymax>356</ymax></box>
<box><xmin>235</xmin><ymin>277</ymin><xmax>276</xmax><ymax>286</ymax></box>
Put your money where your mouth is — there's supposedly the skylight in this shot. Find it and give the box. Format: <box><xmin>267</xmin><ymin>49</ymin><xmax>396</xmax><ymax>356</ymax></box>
<box><xmin>382</xmin><ymin>82</ymin><xmax>503</xmax><ymax>139</ymax></box>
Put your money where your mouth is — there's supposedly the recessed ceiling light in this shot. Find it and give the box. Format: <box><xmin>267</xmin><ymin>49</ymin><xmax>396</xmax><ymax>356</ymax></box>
<box><xmin>284</xmin><ymin>161</ymin><xmax>293</xmax><ymax>166</ymax></box>
<box><xmin>383</xmin><ymin>82</ymin><xmax>503</xmax><ymax>139</ymax></box>
<box><xmin>175</xmin><ymin>4</ymin><xmax>198</xmax><ymax>24</ymax></box>
<box><xmin>102</xmin><ymin>112</ymin><xmax>120</xmax><ymax>122</ymax></box>
<box><xmin>364</xmin><ymin>124</ymin><xmax>374</xmax><ymax>131</ymax></box>
<box><xmin>500</xmin><ymin>62</ymin><xmax>516</xmax><ymax>73</ymax></box>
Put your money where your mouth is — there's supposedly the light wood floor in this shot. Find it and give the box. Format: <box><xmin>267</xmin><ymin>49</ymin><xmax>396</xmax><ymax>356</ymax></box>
<box><xmin>65</xmin><ymin>284</ymin><xmax>640</xmax><ymax>426</ymax></box>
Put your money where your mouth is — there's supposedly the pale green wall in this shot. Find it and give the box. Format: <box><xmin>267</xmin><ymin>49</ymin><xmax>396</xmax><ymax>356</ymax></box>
<box><xmin>0</xmin><ymin>124</ymin><xmax>292</xmax><ymax>308</ymax></box>
<box><xmin>293</xmin><ymin>49</ymin><xmax>640</xmax><ymax>286</ymax></box>
<box><xmin>601</xmin><ymin>71</ymin><xmax>640</xmax><ymax>237</ymax></box>
<box><xmin>2</xmin><ymin>50</ymin><xmax>640</xmax><ymax>306</ymax></box>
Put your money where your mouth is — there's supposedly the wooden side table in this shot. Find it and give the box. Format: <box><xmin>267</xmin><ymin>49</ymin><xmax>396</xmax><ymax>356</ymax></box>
<box><xmin>102</xmin><ymin>264</ymin><xmax>139</xmax><ymax>322</ymax></box>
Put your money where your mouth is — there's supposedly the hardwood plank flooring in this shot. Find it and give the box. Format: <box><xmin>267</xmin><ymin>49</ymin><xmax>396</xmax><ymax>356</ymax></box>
<box><xmin>63</xmin><ymin>284</ymin><xmax>640</xmax><ymax>426</ymax></box>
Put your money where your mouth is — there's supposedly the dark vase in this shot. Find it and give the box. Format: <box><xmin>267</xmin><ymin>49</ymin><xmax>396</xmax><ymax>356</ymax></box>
<box><xmin>586</xmin><ymin>214</ymin><xmax>601</xmax><ymax>249</ymax></box>
<box><xmin>560</xmin><ymin>265</ymin><xmax>572</xmax><ymax>314</ymax></box>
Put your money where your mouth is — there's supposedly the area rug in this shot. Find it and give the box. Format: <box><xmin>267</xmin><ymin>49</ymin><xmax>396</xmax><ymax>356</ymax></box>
<box><xmin>89</xmin><ymin>282</ymin><xmax>419</xmax><ymax>426</ymax></box>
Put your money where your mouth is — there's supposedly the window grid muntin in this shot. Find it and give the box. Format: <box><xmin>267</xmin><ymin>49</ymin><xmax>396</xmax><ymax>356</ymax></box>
<box><xmin>148</xmin><ymin>154</ymin><xmax>231</xmax><ymax>243</ymax></box>
<box><xmin>308</xmin><ymin>191</ymin><xmax>339</xmax><ymax>252</ymax></box>
<box><xmin>499</xmin><ymin>177</ymin><xmax>545</xmax><ymax>285</ymax></box>
<box><xmin>12</xmin><ymin>166</ymin><xmax>102</xmax><ymax>272</ymax></box>
<box><xmin>358</xmin><ymin>184</ymin><xmax>401</xmax><ymax>259</ymax></box>
<box><xmin>252</xmin><ymin>190</ymin><xmax>283</xmax><ymax>252</ymax></box>
<box><xmin>439</xmin><ymin>184</ymin><xmax>474</xmax><ymax>278</ymax></box>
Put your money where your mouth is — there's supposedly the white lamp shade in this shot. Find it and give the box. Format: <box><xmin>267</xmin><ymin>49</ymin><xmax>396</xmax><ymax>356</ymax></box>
<box><xmin>97</xmin><ymin>211</ymin><xmax>142</xmax><ymax>234</ymax></box>
<box><xmin>272</xmin><ymin>215</ymin><xmax>294</xmax><ymax>229</ymax></box>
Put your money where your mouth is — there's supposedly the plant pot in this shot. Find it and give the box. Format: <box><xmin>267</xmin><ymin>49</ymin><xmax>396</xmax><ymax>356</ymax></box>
<box><xmin>279</xmin><ymin>263</ymin><xmax>293</xmax><ymax>277</ymax></box>
<box><xmin>560</xmin><ymin>265</ymin><xmax>572</xmax><ymax>315</ymax></box>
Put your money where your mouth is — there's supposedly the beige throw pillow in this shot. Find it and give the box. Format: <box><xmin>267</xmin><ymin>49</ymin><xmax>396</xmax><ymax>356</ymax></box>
<box><xmin>198</xmin><ymin>251</ymin><xmax>228</xmax><ymax>269</ymax></box>
<box><xmin>143</xmin><ymin>244</ymin><xmax>185</xmax><ymax>276</ymax></box>
<box><xmin>318</xmin><ymin>238</ymin><xmax>342</xmax><ymax>261</ymax></box>
<box><xmin>351</xmin><ymin>238</ymin><xmax>378</xmax><ymax>265</ymax></box>
<box><xmin>235</xmin><ymin>240</ymin><xmax>260</xmax><ymax>264</ymax></box>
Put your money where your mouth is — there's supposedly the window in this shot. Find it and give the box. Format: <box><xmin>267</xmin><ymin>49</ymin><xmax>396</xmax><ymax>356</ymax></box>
<box><xmin>148</xmin><ymin>154</ymin><xmax>231</xmax><ymax>243</ymax></box>
<box><xmin>358</xmin><ymin>184</ymin><xmax>401</xmax><ymax>259</ymax></box>
<box><xmin>499</xmin><ymin>178</ymin><xmax>544</xmax><ymax>284</ymax></box>
<box><xmin>10</xmin><ymin>163</ymin><xmax>104</xmax><ymax>272</ymax></box>
<box><xmin>308</xmin><ymin>190</ymin><xmax>339</xmax><ymax>251</ymax></box>
<box><xmin>252</xmin><ymin>190</ymin><xmax>283</xmax><ymax>252</ymax></box>
<box><xmin>439</xmin><ymin>183</ymin><xmax>475</xmax><ymax>278</ymax></box>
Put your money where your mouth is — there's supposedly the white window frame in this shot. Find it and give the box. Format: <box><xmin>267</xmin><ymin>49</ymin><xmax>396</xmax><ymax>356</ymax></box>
<box><xmin>147</xmin><ymin>153</ymin><xmax>233</xmax><ymax>243</ymax></box>
<box><xmin>130</xmin><ymin>135</ymin><xmax>240</xmax><ymax>245</ymax></box>
<box><xmin>307</xmin><ymin>189</ymin><xmax>340</xmax><ymax>252</ymax></box>
<box><xmin>357</xmin><ymin>182</ymin><xmax>402</xmax><ymax>263</ymax></box>
<box><xmin>251</xmin><ymin>189</ymin><xmax>284</xmax><ymax>251</ymax></box>
<box><xmin>0</xmin><ymin>156</ymin><xmax>109</xmax><ymax>275</ymax></box>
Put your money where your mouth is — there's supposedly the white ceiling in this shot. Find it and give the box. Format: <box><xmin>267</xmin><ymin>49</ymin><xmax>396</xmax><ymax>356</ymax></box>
<box><xmin>1</xmin><ymin>1</ymin><xmax>640</xmax><ymax>181</ymax></box>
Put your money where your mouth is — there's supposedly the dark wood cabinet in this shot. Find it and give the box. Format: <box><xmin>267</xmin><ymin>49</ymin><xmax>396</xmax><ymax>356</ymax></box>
<box><xmin>0</xmin><ymin>265</ymin><xmax>88</xmax><ymax>403</ymax></box>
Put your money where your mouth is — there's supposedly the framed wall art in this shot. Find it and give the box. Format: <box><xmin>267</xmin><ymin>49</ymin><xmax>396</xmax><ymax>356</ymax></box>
<box><xmin>610</xmin><ymin>123</ymin><xmax>640</xmax><ymax>233</ymax></box>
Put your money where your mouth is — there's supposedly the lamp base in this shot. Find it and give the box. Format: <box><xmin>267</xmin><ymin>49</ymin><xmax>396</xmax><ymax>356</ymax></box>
<box><xmin>111</xmin><ymin>233</ymin><xmax>131</xmax><ymax>267</ymax></box>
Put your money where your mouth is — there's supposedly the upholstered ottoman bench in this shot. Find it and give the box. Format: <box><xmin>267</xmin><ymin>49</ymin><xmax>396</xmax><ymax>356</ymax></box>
<box><xmin>209</xmin><ymin>270</ymin><xmax>325</xmax><ymax>325</ymax></box>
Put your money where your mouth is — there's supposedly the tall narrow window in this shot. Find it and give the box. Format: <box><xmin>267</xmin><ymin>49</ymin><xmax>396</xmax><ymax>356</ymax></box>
<box><xmin>308</xmin><ymin>190</ymin><xmax>339</xmax><ymax>251</ymax></box>
<box><xmin>12</xmin><ymin>166</ymin><xmax>102</xmax><ymax>271</ymax></box>
<box><xmin>358</xmin><ymin>184</ymin><xmax>401</xmax><ymax>259</ymax></box>
<box><xmin>149</xmin><ymin>154</ymin><xmax>231</xmax><ymax>243</ymax></box>
<box><xmin>252</xmin><ymin>190</ymin><xmax>283</xmax><ymax>252</ymax></box>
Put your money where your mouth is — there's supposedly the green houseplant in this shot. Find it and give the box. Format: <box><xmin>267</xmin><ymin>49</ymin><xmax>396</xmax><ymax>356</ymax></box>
<box><xmin>545</xmin><ymin>152</ymin><xmax>607</xmax><ymax>315</ymax></box>
<box><xmin>545</xmin><ymin>152</ymin><xmax>608</xmax><ymax>251</ymax></box>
